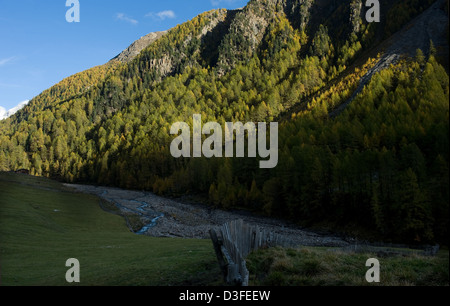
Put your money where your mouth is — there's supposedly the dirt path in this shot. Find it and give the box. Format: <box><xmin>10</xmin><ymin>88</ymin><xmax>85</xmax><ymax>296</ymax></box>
<box><xmin>330</xmin><ymin>0</ymin><xmax>448</xmax><ymax>118</ymax></box>
<box><xmin>66</xmin><ymin>183</ymin><xmax>349</xmax><ymax>247</ymax></box>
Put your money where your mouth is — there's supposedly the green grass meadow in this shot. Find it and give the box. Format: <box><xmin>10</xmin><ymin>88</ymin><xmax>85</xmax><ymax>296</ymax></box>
<box><xmin>0</xmin><ymin>172</ymin><xmax>448</xmax><ymax>286</ymax></box>
<box><xmin>0</xmin><ymin>172</ymin><xmax>220</xmax><ymax>286</ymax></box>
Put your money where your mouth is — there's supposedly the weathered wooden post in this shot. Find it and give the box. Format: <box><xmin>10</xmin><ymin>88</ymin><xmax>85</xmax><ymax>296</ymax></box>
<box><xmin>210</xmin><ymin>219</ymin><xmax>293</xmax><ymax>286</ymax></box>
<box><xmin>209</xmin><ymin>228</ymin><xmax>228</xmax><ymax>282</ymax></box>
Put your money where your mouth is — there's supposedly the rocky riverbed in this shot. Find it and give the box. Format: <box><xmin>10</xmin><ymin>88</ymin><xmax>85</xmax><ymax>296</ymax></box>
<box><xmin>66</xmin><ymin>184</ymin><xmax>350</xmax><ymax>247</ymax></box>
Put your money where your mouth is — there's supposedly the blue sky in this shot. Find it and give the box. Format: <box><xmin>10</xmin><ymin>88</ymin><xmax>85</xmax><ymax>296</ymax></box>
<box><xmin>0</xmin><ymin>0</ymin><xmax>248</xmax><ymax>110</ymax></box>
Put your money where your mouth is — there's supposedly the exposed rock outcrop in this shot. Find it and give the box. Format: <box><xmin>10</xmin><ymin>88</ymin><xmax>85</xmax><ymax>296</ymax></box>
<box><xmin>111</xmin><ymin>31</ymin><xmax>168</xmax><ymax>63</ymax></box>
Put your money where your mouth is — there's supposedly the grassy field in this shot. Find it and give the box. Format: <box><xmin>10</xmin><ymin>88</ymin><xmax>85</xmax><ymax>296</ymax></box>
<box><xmin>0</xmin><ymin>172</ymin><xmax>220</xmax><ymax>286</ymax></box>
<box><xmin>1</xmin><ymin>172</ymin><xmax>448</xmax><ymax>286</ymax></box>
<box><xmin>247</xmin><ymin>247</ymin><xmax>449</xmax><ymax>286</ymax></box>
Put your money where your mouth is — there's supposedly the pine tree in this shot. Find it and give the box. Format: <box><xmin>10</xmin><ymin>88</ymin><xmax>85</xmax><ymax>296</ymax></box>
<box><xmin>395</xmin><ymin>168</ymin><xmax>434</xmax><ymax>243</ymax></box>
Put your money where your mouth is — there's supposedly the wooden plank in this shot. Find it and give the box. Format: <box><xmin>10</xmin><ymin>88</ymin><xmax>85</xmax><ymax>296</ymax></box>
<box><xmin>209</xmin><ymin>229</ymin><xmax>228</xmax><ymax>282</ymax></box>
<box><xmin>210</xmin><ymin>219</ymin><xmax>297</xmax><ymax>286</ymax></box>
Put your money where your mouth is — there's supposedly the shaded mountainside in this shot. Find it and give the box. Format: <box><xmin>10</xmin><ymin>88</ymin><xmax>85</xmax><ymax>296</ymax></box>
<box><xmin>331</xmin><ymin>0</ymin><xmax>449</xmax><ymax>118</ymax></box>
<box><xmin>0</xmin><ymin>0</ymin><xmax>448</xmax><ymax>244</ymax></box>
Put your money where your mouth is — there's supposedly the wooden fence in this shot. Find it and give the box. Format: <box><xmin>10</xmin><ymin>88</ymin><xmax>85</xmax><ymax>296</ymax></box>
<box><xmin>209</xmin><ymin>219</ymin><xmax>296</xmax><ymax>286</ymax></box>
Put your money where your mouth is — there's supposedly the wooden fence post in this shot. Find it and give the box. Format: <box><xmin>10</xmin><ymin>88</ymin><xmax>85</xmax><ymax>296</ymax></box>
<box><xmin>210</xmin><ymin>219</ymin><xmax>295</xmax><ymax>286</ymax></box>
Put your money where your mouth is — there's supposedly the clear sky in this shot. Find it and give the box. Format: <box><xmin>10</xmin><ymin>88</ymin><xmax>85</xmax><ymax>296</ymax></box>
<box><xmin>0</xmin><ymin>0</ymin><xmax>249</xmax><ymax>110</ymax></box>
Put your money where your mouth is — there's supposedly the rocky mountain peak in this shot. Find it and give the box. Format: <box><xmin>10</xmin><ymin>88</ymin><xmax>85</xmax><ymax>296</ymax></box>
<box><xmin>111</xmin><ymin>31</ymin><xmax>168</xmax><ymax>63</ymax></box>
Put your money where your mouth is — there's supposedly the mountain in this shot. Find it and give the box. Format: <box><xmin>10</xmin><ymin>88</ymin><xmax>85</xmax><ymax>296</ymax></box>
<box><xmin>0</xmin><ymin>0</ymin><xmax>448</xmax><ymax>244</ymax></box>
<box><xmin>111</xmin><ymin>31</ymin><xmax>168</xmax><ymax>63</ymax></box>
<box><xmin>0</xmin><ymin>100</ymin><xmax>29</xmax><ymax>120</ymax></box>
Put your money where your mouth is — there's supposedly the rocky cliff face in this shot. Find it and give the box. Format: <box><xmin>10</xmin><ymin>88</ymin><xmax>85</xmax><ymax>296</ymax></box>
<box><xmin>111</xmin><ymin>31</ymin><xmax>168</xmax><ymax>63</ymax></box>
<box><xmin>350</xmin><ymin>0</ymin><xmax>363</xmax><ymax>34</ymax></box>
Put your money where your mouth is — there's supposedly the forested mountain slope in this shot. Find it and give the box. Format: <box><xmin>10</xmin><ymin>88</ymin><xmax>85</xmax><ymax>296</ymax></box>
<box><xmin>0</xmin><ymin>0</ymin><xmax>448</xmax><ymax>244</ymax></box>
